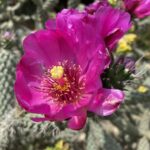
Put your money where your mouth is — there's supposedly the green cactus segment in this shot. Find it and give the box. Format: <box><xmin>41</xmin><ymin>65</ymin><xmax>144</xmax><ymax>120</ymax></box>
<box><xmin>86</xmin><ymin>119</ymin><xmax>105</xmax><ymax>150</ymax></box>
<box><xmin>0</xmin><ymin>48</ymin><xmax>19</xmax><ymax>117</ymax></box>
<box><xmin>0</xmin><ymin>109</ymin><xmax>57</xmax><ymax>150</ymax></box>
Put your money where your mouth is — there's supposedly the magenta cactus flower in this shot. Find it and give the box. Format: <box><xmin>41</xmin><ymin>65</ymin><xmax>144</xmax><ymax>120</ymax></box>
<box><xmin>85</xmin><ymin>1</ymin><xmax>131</xmax><ymax>50</ymax></box>
<box><xmin>14</xmin><ymin>8</ymin><xmax>125</xmax><ymax>130</ymax></box>
<box><xmin>51</xmin><ymin>3</ymin><xmax>131</xmax><ymax>51</ymax></box>
<box><xmin>123</xmin><ymin>0</ymin><xmax>150</xmax><ymax>18</ymax></box>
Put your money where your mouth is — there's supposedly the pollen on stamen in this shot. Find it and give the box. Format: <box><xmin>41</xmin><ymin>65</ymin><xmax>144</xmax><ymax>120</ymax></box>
<box><xmin>50</xmin><ymin>65</ymin><xmax>64</xmax><ymax>79</ymax></box>
<box><xmin>37</xmin><ymin>61</ymin><xmax>86</xmax><ymax>105</ymax></box>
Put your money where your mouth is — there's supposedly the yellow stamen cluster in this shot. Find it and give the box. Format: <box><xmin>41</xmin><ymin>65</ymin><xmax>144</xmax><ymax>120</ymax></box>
<box><xmin>50</xmin><ymin>66</ymin><xmax>64</xmax><ymax>79</ymax></box>
<box><xmin>53</xmin><ymin>81</ymin><xmax>70</xmax><ymax>92</ymax></box>
<box><xmin>50</xmin><ymin>66</ymin><xmax>70</xmax><ymax>92</ymax></box>
<box><xmin>42</xmin><ymin>62</ymin><xmax>85</xmax><ymax>104</ymax></box>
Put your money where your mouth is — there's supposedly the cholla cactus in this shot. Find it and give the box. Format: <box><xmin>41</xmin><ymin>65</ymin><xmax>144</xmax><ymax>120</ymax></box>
<box><xmin>0</xmin><ymin>32</ymin><xmax>19</xmax><ymax>117</ymax></box>
<box><xmin>0</xmin><ymin>108</ymin><xmax>59</xmax><ymax>150</ymax></box>
<box><xmin>0</xmin><ymin>1</ymin><xmax>150</xmax><ymax>150</ymax></box>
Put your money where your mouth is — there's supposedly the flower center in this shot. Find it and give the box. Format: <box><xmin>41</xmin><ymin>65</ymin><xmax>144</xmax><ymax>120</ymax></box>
<box><xmin>38</xmin><ymin>61</ymin><xmax>85</xmax><ymax>104</ymax></box>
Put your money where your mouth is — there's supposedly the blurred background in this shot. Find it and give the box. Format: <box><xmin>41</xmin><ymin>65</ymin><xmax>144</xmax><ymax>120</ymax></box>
<box><xmin>0</xmin><ymin>0</ymin><xmax>150</xmax><ymax>150</ymax></box>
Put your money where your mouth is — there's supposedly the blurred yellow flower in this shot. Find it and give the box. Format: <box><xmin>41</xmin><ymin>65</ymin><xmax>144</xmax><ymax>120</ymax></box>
<box><xmin>55</xmin><ymin>140</ymin><xmax>65</xmax><ymax>149</ymax></box>
<box><xmin>44</xmin><ymin>140</ymin><xmax>69</xmax><ymax>150</ymax></box>
<box><xmin>116</xmin><ymin>34</ymin><xmax>137</xmax><ymax>53</ymax></box>
<box><xmin>137</xmin><ymin>86</ymin><xmax>149</xmax><ymax>93</ymax></box>
<box><xmin>117</xmin><ymin>40</ymin><xmax>132</xmax><ymax>52</ymax></box>
<box><xmin>123</xmin><ymin>34</ymin><xmax>137</xmax><ymax>44</ymax></box>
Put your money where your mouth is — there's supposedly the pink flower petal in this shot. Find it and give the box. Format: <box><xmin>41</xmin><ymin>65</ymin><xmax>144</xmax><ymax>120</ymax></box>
<box><xmin>88</xmin><ymin>89</ymin><xmax>125</xmax><ymax>116</ymax></box>
<box><xmin>23</xmin><ymin>29</ymin><xmax>76</xmax><ymax>67</ymax></box>
<box><xmin>67</xmin><ymin>112</ymin><xmax>87</xmax><ymax>130</ymax></box>
<box><xmin>84</xmin><ymin>50</ymin><xmax>105</xmax><ymax>93</ymax></box>
<box><xmin>135</xmin><ymin>1</ymin><xmax>150</xmax><ymax>18</ymax></box>
<box><xmin>47</xmin><ymin>96</ymin><xmax>91</xmax><ymax>121</ymax></box>
<box><xmin>123</xmin><ymin>0</ymin><xmax>150</xmax><ymax>18</ymax></box>
<box><xmin>57</xmin><ymin>5</ymin><xmax>131</xmax><ymax>51</ymax></box>
<box><xmin>45</xmin><ymin>19</ymin><xmax>56</xmax><ymax>29</ymax></box>
<box><xmin>56</xmin><ymin>9</ymin><xmax>105</xmax><ymax>69</ymax></box>
<box><xmin>17</xmin><ymin>55</ymin><xmax>43</xmax><ymax>83</ymax></box>
<box><xmin>14</xmin><ymin>70</ymin><xmax>51</xmax><ymax>114</ymax></box>
<box><xmin>94</xmin><ymin>6</ymin><xmax>131</xmax><ymax>49</ymax></box>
